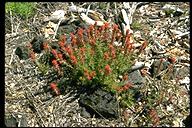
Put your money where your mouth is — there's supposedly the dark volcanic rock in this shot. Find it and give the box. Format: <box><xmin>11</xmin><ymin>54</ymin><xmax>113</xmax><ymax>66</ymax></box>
<box><xmin>15</xmin><ymin>46</ymin><xmax>29</xmax><ymax>60</ymax></box>
<box><xmin>30</xmin><ymin>36</ymin><xmax>45</xmax><ymax>53</ymax></box>
<box><xmin>79</xmin><ymin>88</ymin><xmax>119</xmax><ymax>119</ymax></box>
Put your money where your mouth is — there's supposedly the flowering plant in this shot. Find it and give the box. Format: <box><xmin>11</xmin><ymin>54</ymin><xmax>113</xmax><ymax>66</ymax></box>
<box><xmin>29</xmin><ymin>22</ymin><xmax>147</xmax><ymax>95</ymax></box>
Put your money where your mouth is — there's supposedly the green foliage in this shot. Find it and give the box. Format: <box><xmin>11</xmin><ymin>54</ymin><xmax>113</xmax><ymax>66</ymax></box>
<box><xmin>131</xmin><ymin>20</ymin><xmax>142</xmax><ymax>30</ymax></box>
<box><xmin>26</xmin><ymin>22</ymin><xmax>148</xmax><ymax>107</ymax></box>
<box><xmin>5</xmin><ymin>2</ymin><xmax>36</xmax><ymax>19</ymax></box>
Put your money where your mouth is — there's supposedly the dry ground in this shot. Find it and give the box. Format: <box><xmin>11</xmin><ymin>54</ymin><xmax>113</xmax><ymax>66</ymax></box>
<box><xmin>5</xmin><ymin>2</ymin><xmax>190</xmax><ymax>127</ymax></box>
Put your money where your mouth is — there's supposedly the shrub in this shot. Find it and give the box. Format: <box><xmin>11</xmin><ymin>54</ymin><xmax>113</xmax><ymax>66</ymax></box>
<box><xmin>27</xmin><ymin>22</ymin><xmax>147</xmax><ymax>99</ymax></box>
<box><xmin>5</xmin><ymin>2</ymin><xmax>36</xmax><ymax>19</ymax></box>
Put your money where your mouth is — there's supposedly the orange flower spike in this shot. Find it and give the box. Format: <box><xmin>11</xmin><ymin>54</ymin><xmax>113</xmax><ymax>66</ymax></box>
<box><xmin>149</xmin><ymin>109</ymin><xmax>160</xmax><ymax>127</ymax></box>
<box><xmin>104</xmin><ymin>22</ymin><xmax>110</xmax><ymax>29</ymax></box>
<box><xmin>113</xmin><ymin>24</ymin><xmax>118</xmax><ymax>31</ymax></box>
<box><xmin>78</xmin><ymin>28</ymin><xmax>85</xmax><ymax>45</ymax></box>
<box><xmin>104</xmin><ymin>52</ymin><xmax>110</xmax><ymax>60</ymax></box>
<box><xmin>89</xmin><ymin>25</ymin><xmax>94</xmax><ymax>32</ymax></box>
<box><xmin>58</xmin><ymin>41</ymin><xmax>65</xmax><ymax>48</ymax></box>
<box><xmin>66</xmin><ymin>46</ymin><xmax>73</xmax><ymax>56</ymax></box>
<box><xmin>77</xmin><ymin>28</ymin><xmax>84</xmax><ymax>38</ymax></box>
<box><xmin>86</xmin><ymin>28</ymin><xmax>91</xmax><ymax>40</ymax></box>
<box><xmin>58</xmin><ymin>53</ymin><xmax>63</xmax><ymax>60</ymax></box>
<box><xmin>111</xmin><ymin>49</ymin><xmax>116</xmax><ymax>59</ymax></box>
<box><xmin>50</xmin><ymin>83</ymin><xmax>60</xmax><ymax>95</ymax></box>
<box><xmin>100</xmin><ymin>25</ymin><xmax>105</xmax><ymax>32</ymax></box>
<box><xmin>123</xmin><ymin>82</ymin><xmax>132</xmax><ymax>91</ymax></box>
<box><xmin>52</xmin><ymin>59</ymin><xmax>59</xmax><ymax>69</ymax></box>
<box><xmin>105</xmin><ymin>64</ymin><xmax>112</xmax><ymax>75</ymax></box>
<box><xmin>87</xmin><ymin>75</ymin><xmax>92</xmax><ymax>80</ymax></box>
<box><xmin>51</xmin><ymin>49</ymin><xmax>58</xmax><ymax>58</ymax></box>
<box><xmin>70</xmin><ymin>55</ymin><xmax>77</xmax><ymax>65</ymax></box>
<box><xmin>108</xmin><ymin>44</ymin><xmax>114</xmax><ymax>51</ymax></box>
<box><xmin>84</xmin><ymin>69</ymin><xmax>91</xmax><ymax>80</ymax></box>
<box><xmin>70</xmin><ymin>33</ymin><xmax>77</xmax><ymax>46</ymax></box>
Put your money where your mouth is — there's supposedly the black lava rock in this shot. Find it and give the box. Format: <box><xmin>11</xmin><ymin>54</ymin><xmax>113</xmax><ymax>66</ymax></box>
<box><xmin>79</xmin><ymin>88</ymin><xmax>119</xmax><ymax>119</ymax></box>
<box><xmin>15</xmin><ymin>46</ymin><xmax>29</xmax><ymax>60</ymax></box>
<box><xmin>183</xmin><ymin>115</ymin><xmax>190</xmax><ymax>127</ymax></box>
<box><xmin>30</xmin><ymin>36</ymin><xmax>45</xmax><ymax>53</ymax></box>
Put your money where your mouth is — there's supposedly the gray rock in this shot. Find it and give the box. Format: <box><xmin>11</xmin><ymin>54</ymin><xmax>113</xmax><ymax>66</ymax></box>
<box><xmin>79</xmin><ymin>88</ymin><xmax>119</xmax><ymax>119</ymax></box>
<box><xmin>80</xmin><ymin>107</ymin><xmax>91</xmax><ymax>118</ymax></box>
<box><xmin>5</xmin><ymin>115</ymin><xmax>18</xmax><ymax>127</ymax></box>
<box><xmin>128</xmin><ymin>70</ymin><xmax>146</xmax><ymax>88</ymax></box>
<box><xmin>175</xmin><ymin>66</ymin><xmax>189</xmax><ymax>79</ymax></box>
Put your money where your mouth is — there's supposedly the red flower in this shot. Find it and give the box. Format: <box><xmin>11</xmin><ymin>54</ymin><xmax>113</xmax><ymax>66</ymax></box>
<box><xmin>70</xmin><ymin>33</ymin><xmax>77</xmax><ymax>46</ymax></box>
<box><xmin>105</xmin><ymin>64</ymin><xmax>112</xmax><ymax>75</ymax></box>
<box><xmin>116</xmin><ymin>86</ymin><xmax>124</xmax><ymax>93</ymax></box>
<box><xmin>104</xmin><ymin>52</ymin><xmax>109</xmax><ymax>60</ymax></box>
<box><xmin>84</xmin><ymin>69</ymin><xmax>91</xmax><ymax>80</ymax></box>
<box><xmin>58</xmin><ymin>53</ymin><xmax>63</xmax><ymax>60</ymax></box>
<box><xmin>51</xmin><ymin>49</ymin><xmax>58</xmax><ymax>58</ymax></box>
<box><xmin>123</xmin><ymin>82</ymin><xmax>132</xmax><ymax>91</ymax></box>
<box><xmin>111</xmin><ymin>49</ymin><xmax>116</xmax><ymax>59</ymax></box>
<box><xmin>86</xmin><ymin>29</ymin><xmax>91</xmax><ymax>40</ymax></box>
<box><xmin>59</xmin><ymin>41</ymin><xmax>65</xmax><ymax>48</ymax></box>
<box><xmin>89</xmin><ymin>25</ymin><xmax>94</xmax><ymax>33</ymax></box>
<box><xmin>70</xmin><ymin>55</ymin><xmax>77</xmax><ymax>65</ymax></box>
<box><xmin>64</xmin><ymin>46</ymin><xmax>73</xmax><ymax>56</ymax></box>
<box><xmin>77</xmin><ymin>28</ymin><xmax>84</xmax><ymax>38</ymax></box>
<box><xmin>104</xmin><ymin>22</ymin><xmax>110</xmax><ymax>29</ymax></box>
<box><xmin>90</xmin><ymin>38</ymin><xmax>96</xmax><ymax>46</ymax></box>
<box><xmin>50</xmin><ymin>83</ymin><xmax>60</xmax><ymax>95</ymax></box>
<box><xmin>110</xmin><ymin>24</ymin><xmax>119</xmax><ymax>44</ymax></box>
<box><xmin>52</xmin><ymin>59</ymin><xmax>59</xmax><ymax>69</ymax></box>
<box><xmin>108</xmin><ymin>44</ymin><xmax>114</xmax><ymax>51</ymax></box>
